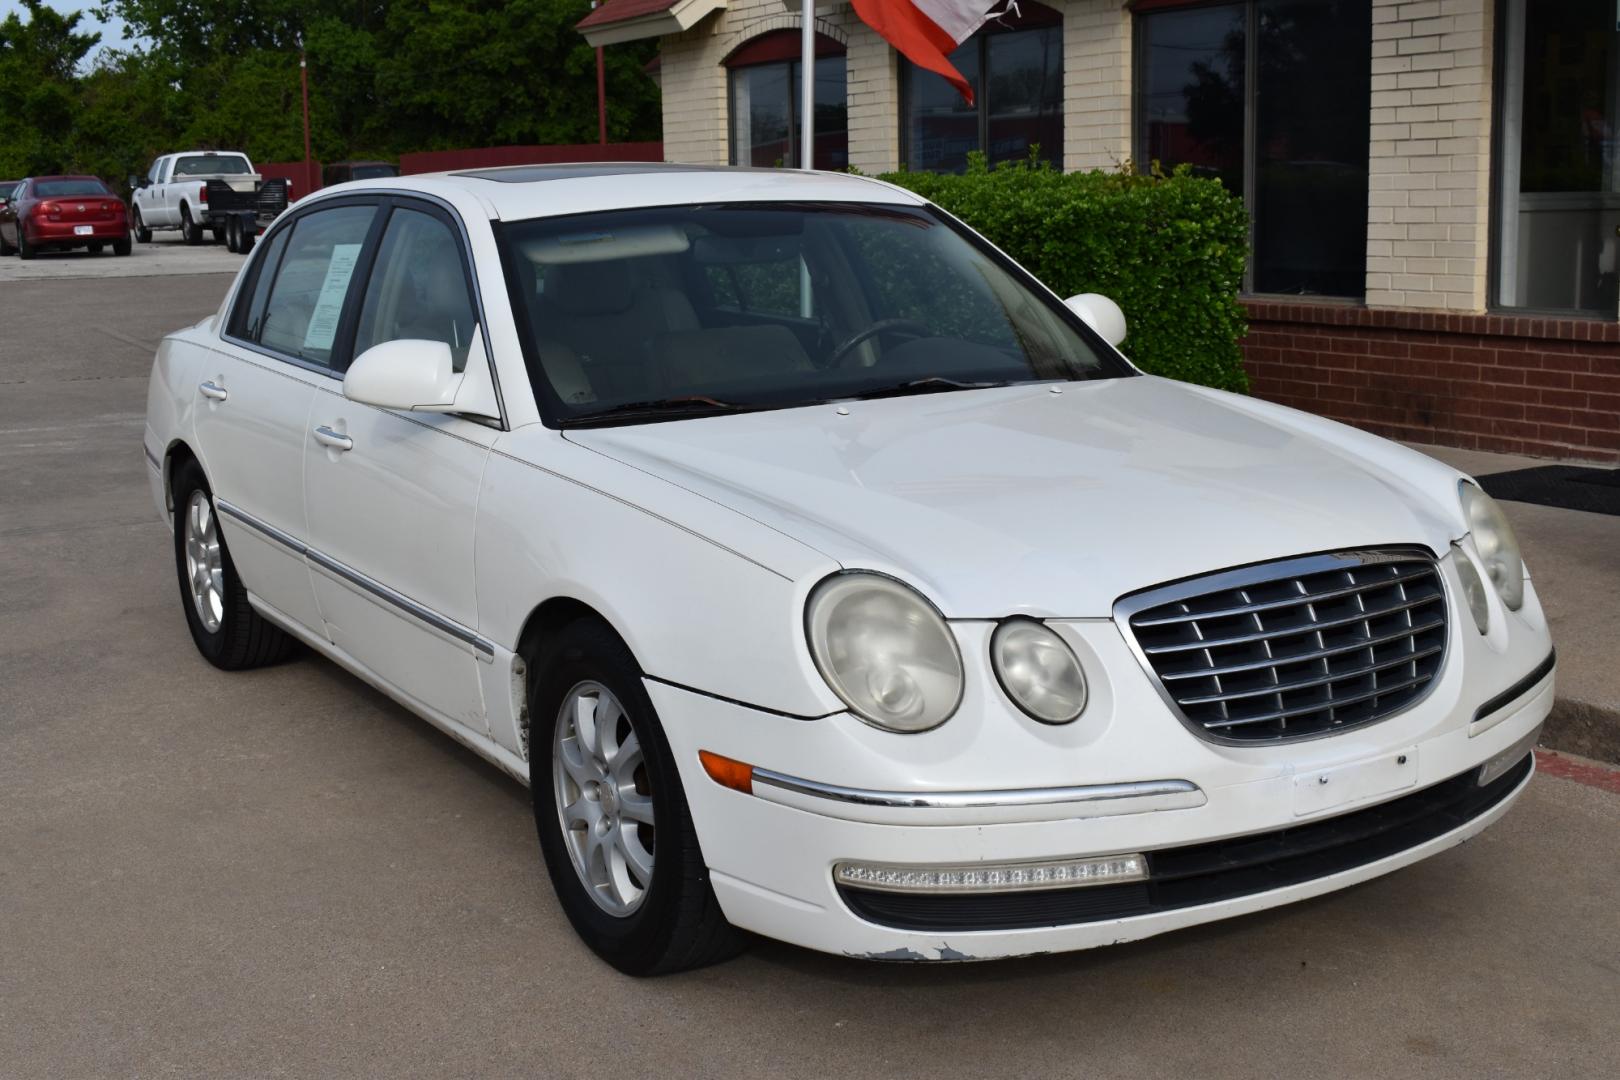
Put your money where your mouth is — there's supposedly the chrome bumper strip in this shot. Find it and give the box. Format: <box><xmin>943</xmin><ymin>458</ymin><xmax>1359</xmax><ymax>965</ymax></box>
<box><xmin>748</xmin><ymin>768</ymin><xmax>1206</xmax><ymax>827</ymax></box>
<box><xmin>215</xmin><ymin>497</ymin><xmax>495</xmax><ymax>658</ymax></box>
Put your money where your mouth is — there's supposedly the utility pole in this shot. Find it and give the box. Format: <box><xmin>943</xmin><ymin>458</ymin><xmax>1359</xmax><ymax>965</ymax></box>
<box><xmin>300</xmin><ymin>45</ymin><xmax>314</xmax><ymax>197</ymax></box>
<box><xmin>592</xmin><ymin>3</ymin><xmax>607</xmax><ymax>145</ymax></box>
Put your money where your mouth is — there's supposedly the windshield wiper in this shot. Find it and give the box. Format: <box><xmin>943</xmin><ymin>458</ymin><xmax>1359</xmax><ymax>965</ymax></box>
<box><xmin>849</xmin><ymin>377</ymin><xmax>1015</xmax><ymax>401</ymax></box>
<box><xmin>558</xmin><ymin>396</ymin><xmax>761</xmax><ymax>428</ymax></box>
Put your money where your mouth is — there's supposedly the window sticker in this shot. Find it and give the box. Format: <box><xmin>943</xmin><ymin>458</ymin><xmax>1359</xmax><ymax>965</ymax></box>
<box><xmin>302</xmin><ymin>243</ymin><xmax>364</xmax><ymax>351</ymax></box>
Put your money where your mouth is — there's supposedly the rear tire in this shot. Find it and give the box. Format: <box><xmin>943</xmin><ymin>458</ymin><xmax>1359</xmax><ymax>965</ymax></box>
<box><xmin>180</xmin><ymin>205</ymin><xmax>201</xmax><ymax>245</ymax></box>
<box><xmin>0</xmin><ymin>228</ymin><xmax>15</xmax><ymax>256</ymax></box>
<box><xmin>224</xmin><ymin>217</ymin><xmax>240</xmax><ymax>253</ymax></box>
<box><xmin>170</xmin><ymin>458</ymin><xmax>295</xmax><ymax>670</ymax></box>
<box><xmin>530</xmin><ymin>618</ymin><xmax>746</xmax><ymax>976</ymax></box>
<box><xmin>211</xmin><ymin>226</ymin><xmax>226</xmax><ymax>244</ymax></box>
<box><xmin>239</xmin><ymin>227</ymin><xmax>256</xmax><ymax>254</ymax></box>
<box><xmin>133</xmin><ymin>207</ymin><xmax>151</xmax><ymax>243</ymax></box>
<box><xmin>112</xmin><ymin>237</ymin><xmax>132</xmax><ymax>256</ymax></box>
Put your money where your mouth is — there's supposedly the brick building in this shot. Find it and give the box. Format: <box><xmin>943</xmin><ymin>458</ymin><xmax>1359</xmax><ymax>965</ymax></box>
<box><xmin>579</xmin><ymin>0</ymin><xmax>1620</xmax><ymax>462</ymax></box>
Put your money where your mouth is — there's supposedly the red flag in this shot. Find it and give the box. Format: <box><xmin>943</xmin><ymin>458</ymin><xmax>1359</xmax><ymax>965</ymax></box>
<box><xmin>851</xmin><ymin>0</ymin><xmax>997</xmax><ymax>107</ymax></box>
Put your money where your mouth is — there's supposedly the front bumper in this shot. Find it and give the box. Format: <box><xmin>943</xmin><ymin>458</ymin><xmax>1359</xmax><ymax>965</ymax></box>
<box><xmin>652</xmin><ymin>583</ymin><xmax>1554</xmax><ymax>960</ymax></box>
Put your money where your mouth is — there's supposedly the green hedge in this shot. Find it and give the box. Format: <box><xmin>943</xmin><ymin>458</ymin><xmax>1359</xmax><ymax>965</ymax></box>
<box><xmin>877</xmin><ymin>156</ymin><xmax>1250</xmax><ymax>392</ymax></box>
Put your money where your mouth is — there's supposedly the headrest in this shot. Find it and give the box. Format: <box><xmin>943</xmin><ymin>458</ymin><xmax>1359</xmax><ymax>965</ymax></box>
<box><xmin>542</xmin><ymin>260</ymin><xmax>636</xmax><ymax>317</ymax></box>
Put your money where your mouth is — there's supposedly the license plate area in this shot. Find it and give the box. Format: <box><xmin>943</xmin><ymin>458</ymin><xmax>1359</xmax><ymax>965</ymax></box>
<box><xmin>74</xmin><ymin>225</ymin><xmax>93</xmax><ymax>235</ymax></box>
<box><xmin>1293</xmin><ymin>747</ymin><xmax>1418</xmax><ymax>816</ymax></box>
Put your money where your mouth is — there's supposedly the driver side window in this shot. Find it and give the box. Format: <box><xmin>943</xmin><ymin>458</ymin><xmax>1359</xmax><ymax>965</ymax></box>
<box><xmin>351</xmin><ymin>207</ymin><xmax>477</xmax><ymax>373</ymax></box>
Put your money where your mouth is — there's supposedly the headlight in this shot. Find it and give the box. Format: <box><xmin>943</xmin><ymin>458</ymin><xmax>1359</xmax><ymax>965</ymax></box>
<box><xmin>1453</xmin><ymin>545</ymin><xmax>1490</xmax><ymax>635</ymax></box>
<box><xmin>1459</xmin><ymin>482</ymin><xmax>1524</xmax><ymax>610</ymax></box>
<box><xmin>990</xmin><ymin>619</ymin><xmax>1087</xmax><ymax>724</ymax></box>
<box><xmin>806</xmin><ymin>573</ymin><xmax>963</xmax><ymax>733</ymax></box>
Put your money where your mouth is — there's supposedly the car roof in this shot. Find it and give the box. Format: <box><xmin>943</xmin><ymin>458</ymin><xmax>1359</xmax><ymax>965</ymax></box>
<box><xmin>27</xmin><ymin>175</ymin><xmax>107</xmax><ymax>183</ymax></box>
<box><xmin>322</xmin><ymin>163</ymin><xmax>928</xmax><ymax>223</ymax></box>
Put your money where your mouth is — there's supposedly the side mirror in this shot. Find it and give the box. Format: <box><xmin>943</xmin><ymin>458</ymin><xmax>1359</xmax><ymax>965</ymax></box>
<box><xmin>342</xmin><ymin>334</ymin><xmax>500</xmax><ymax>420</ymax></box>
<box><xmin>1064</xmin><ymin>293</ymin><xmax>1128</xmax><ymax>348</ymax></box>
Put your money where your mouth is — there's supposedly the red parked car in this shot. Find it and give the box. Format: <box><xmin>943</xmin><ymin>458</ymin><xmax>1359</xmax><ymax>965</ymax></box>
<box><xmin>0</xmin><ymin>175</ymin><xmax>132</xmax><ymax>259</ymax></box>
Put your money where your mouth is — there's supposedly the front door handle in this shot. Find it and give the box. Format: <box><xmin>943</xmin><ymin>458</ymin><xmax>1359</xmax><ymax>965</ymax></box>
<box><xmin>313</xmin><ymin>425</ymin><xmax>353</xmax><ymax>452</ymax></box>
<box><xmin>199</xmin><ymin>380</ymin><xmax>228</xmax><ymax>401</ymax></box>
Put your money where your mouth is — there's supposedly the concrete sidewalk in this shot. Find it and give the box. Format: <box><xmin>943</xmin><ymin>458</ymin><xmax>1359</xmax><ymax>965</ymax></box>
<box><xmin>1415</xmin><ymin>443</ymin><xmax>1620</xmax><ymax>762</ymax></box>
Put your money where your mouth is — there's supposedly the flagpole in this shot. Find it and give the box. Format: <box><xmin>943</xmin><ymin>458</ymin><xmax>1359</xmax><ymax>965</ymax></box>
<box><xmin>799</xmin><ymin>0</ymin><xmax>814</xmax><ymax>170</ymax></box>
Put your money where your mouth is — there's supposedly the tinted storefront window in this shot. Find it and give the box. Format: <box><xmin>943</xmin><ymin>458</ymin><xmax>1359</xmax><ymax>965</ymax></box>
<box><xmin>728</xmin><ymin>36</ymin><xmax>848</xmax><ymax>172</ymax></box>
<box><xmin>1137</xmin><ymin>0</ymin><xmax>1372</xmax><ymax>298</ymax></box>
<box><xmin>903</xmin><ymin>5</ymin><xmax>1063</xmax><ymax>173</ymax></box>
<box><xmin>1496</xmin><ymin>0</ymin><xmax>1620</xmax><ymax>314</ymax></box>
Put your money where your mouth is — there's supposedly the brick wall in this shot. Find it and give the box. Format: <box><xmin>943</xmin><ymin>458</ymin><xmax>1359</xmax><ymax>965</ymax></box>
<box><xmin>1063</xmin><ymin>0</ymin><xmax>1133</xmax><ymax>172</ymax></box>
<box><xmin>1366</xmin><ymin>0</ymin><xmax>1492</xmax><ymax>310</ymax></box>
<box><xmin>1243</xmin><ymin>301</ymin><xmax>1620</xmax><ymax>463</ymax></box>
<box><xmin>657</xmin><ymin>0</ymin><xmax>1126</xmax><ymax>174</ymax></box>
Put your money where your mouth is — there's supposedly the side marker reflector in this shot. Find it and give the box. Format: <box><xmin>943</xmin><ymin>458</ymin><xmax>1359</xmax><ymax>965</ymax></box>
<box><xmin>699</xmin><ymin>750</ymin><xmax>754</xmax><ymax>795</ymax></box>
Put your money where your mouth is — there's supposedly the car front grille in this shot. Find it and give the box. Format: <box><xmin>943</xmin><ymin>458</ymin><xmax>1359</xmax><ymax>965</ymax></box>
<box><xmin>1117</xmin><ymin>549</ymin><xmax>1449</xmax><ymax>744</ymax></box>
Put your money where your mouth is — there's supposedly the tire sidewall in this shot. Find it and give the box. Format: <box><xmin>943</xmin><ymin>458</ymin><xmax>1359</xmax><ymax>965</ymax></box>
<box><xmin>171</xmin><ymin>462</ymin><xmax>234</xmax><ymax>665</ymax></box>
<box><xmin>530</xmin><ymin>624</ymin><xmax>695</xmax><ymax>970</ymax></box>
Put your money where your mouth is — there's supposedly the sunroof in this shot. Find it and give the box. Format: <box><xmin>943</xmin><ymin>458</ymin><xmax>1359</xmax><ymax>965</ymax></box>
<box><xmin>453</xmin><ymin>163</ymin><xmax>730</xmax><ymax>184</ymax></box>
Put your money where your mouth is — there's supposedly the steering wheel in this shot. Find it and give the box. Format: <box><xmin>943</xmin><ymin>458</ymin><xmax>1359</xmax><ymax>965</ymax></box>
<box><xmin>829</xmin><ymin>318</ymin><xmax>933</xmax><ymax>366</ymax></box>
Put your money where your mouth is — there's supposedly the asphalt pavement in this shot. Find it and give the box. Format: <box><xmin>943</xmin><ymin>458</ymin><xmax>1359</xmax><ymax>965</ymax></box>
<box><xmin>2</xmin><ymin>270</ymin><xmax>1617</xmax><ymax>1078</ymax></box>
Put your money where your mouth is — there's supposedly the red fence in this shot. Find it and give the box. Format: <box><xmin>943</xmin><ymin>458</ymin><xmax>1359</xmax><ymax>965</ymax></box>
<box><xmin>398</xmin><ymin>142</ymin><xmax>663</xmax><ymax>175</ymax></box>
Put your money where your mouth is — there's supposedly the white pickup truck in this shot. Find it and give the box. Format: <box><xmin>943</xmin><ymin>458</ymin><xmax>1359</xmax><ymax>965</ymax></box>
<box><xmin>129</xmin><ymin>151</ymin><xmax>287</xmax><ymax>248</ymax></box>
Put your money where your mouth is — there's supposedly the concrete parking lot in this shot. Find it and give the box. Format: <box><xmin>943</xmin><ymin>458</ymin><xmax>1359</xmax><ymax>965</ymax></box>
<box><xmin>0</xmin><ymin>232</ymin><xmax>244</xmax><ymax>282</ymax></box>
<box><xmin>2</xmin><ymin>268</ymin><xmax>1618</xmax><ymax>1078</ymax></box>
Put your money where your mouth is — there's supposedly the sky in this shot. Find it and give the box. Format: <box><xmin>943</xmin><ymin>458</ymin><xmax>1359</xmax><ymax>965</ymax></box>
<box><xmin>0</xmin><ymin>0</ymin><xmax>140</xmax><ymax>66</ymax></box>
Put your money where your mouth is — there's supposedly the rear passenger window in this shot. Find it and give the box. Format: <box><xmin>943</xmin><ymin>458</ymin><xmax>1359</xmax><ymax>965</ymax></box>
<box><xmin>255</xmin><ymin>205</ymin><xmax>377</xmax><ymax>368</ymax></box>
<box><xmin>232</xmin><ymin>228</ymin><xmax>289</xmax><ymax>340</ymax></box>
<box><xmin>351</xmin><ymin>208</ymin><xmax>477</xmax><ymax>372</ymax></box>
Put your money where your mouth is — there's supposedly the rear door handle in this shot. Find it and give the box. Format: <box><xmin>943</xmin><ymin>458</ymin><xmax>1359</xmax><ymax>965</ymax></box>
<box><xmin>199</xmin><ymin>380</ymin><xmax>228</xmax><ymax>401</ymax></box>
<box><xmin>313</xmin><ymin>425</ymin><xmax>353</xmax><ymax>452</ymax></box>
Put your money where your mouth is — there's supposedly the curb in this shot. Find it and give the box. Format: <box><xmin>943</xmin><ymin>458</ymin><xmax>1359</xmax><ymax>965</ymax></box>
<box><xmin>1542</xmin><ymin>696</ymin><xmax>1620</xmax><ymax>767</ymax></box>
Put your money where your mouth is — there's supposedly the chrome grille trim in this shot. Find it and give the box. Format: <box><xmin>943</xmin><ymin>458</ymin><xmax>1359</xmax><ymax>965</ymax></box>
<box><xmin>1115</xmin><ymin>549</ymin><xmax>1450</xmax><ymax>745</ymax></box>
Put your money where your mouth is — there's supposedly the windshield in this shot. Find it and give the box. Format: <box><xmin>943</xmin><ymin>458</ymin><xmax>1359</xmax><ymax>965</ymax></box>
<box><xmin>35</xmin><ymin>179</ymin><xmax>111</xmax><ymax>198</ymax></box>
<box><xmin>173</xmin><ymin>154</ymin><xmax>252</xmax><ymax>177</ymax></box>
<box><xmin>502</xmin><ymin>202</ymin><xmax>1132</xmax><ymax>426</ymax></box>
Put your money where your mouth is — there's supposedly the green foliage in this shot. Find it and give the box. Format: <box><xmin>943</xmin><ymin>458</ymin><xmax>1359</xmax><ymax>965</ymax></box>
<box><xmin>878</xmin><ymin>155</ymin><xmax>1251</xmax><ymax>392</ymax></box>
<box><xmin>4</xmin><ymin>1</ymin><xmax>661</xmax><ymax>188</ymax></box>
<box><xmin>0</xmin><ymin>0</ymin><xmax>100</xmax><ymax>176</ymax></box>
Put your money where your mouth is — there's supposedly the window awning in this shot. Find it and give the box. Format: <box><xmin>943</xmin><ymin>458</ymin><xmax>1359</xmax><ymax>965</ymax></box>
<box><xmin>576</xmin><ymin>0</ymin><xmax>727</xmax><ymax>46</ymax></box>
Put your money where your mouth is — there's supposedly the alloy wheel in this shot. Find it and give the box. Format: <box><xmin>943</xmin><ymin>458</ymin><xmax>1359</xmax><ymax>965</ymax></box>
<box><xmin>551</xmin><ymin>681</ymin><xmax>656</xmax><ymax>916</ymax></box>
<box><xmin>183</xmin><ymin>489</ymin><xmax>225</xmax><ymax>633</ymax></box>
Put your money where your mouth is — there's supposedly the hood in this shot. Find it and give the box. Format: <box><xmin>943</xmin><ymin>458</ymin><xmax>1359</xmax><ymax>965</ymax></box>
<box><xmin>564</xmin><ymin>377</ymin><xmax>1465</xmax><ymax>617</ymax></box>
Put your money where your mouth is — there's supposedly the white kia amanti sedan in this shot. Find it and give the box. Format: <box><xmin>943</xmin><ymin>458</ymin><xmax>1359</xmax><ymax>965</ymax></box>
<box><xmin>144</xmin><ymin>164</ymin><xmax>1556</xmax><ymax>974</ymax></box>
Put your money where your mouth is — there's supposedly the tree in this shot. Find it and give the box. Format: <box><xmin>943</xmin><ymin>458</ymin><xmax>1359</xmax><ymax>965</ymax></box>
<box><xmin>0</xmin><ymin>0</ymin><xmax>100</xmax><ymax>176</ymax></box>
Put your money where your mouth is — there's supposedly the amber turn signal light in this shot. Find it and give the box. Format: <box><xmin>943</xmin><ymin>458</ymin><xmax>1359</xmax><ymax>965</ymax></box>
<box><xmin>699</xmin><ymin>750</ymin><xmax>754</xmax><ymax>795</ymax></box>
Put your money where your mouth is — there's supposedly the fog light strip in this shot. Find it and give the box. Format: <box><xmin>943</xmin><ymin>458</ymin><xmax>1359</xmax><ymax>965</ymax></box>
<box><xmin>834</xmin><ymin>854</ymin><xmax>1147</xmax><ymax>895</ymax></box>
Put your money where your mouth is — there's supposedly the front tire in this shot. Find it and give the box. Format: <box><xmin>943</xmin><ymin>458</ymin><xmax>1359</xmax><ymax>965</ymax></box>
<box><xmin>530</xmin><ymin>618</ymin><xmax>744</xmax><ymax>975</ymax></box>
<box><xmin>17</xmin><ymin>226</ymin><xmax>34</xmax><ymax>260</ymax></box>
<box><xmin>171</xmin><ymin>459</ymin><xmax>294</xmax><ymax>670</ymax></box>
<box><xmin>0</xmin><ymin>228</ymin><xmax>15</xmax><ymax>256</ymax></box>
